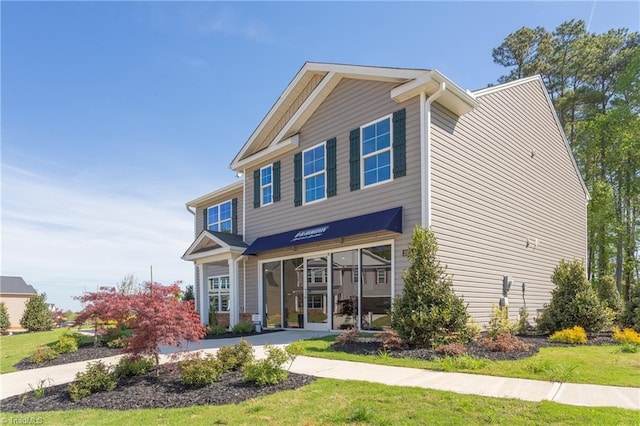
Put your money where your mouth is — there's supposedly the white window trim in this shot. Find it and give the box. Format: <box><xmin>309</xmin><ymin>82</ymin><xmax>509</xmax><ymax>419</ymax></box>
<box><xmin>302</xmin><ymin>141</ymin><xmax>327</xmax><ymax>205</ymax></box>
<box><xmin>376</xmin><ymin>269</ymin><xmax>387</xmax><ymax>285</ymax></box>
<box><xmin>208</xmin><ymin>275</ymin><xmax>230</xmax><ymax>312</ymax></box>
<box><xmin>360</xmin><ymin>114</ymin><xmax>393</xmax><ymax>189</ymax></box>
<box><xmin>260</xmin><ymin>164</ymin><xmax>273</xmax><ymax>207</ymax></box>
<box><xmin>207</xmin><ymin>199</ymin><xmax>233</xmax><ymax>233</ymax></box>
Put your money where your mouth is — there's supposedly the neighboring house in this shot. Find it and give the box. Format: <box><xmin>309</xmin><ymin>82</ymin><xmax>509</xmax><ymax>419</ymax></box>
<box><xmin>0</xmin><ymin>276</ymin><xmax>37</xmax><ymax>329</ymax></box>
<box><xmin>182</xmin><ymin>62</ymin><xmax>589</xmax><ymax>331</ymax></box>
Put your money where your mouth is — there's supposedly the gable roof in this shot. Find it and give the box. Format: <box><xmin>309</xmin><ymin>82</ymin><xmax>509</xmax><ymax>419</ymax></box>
<box><xmin>473</xmin><ymin>75</ymin><xmax>590</xmax><ymax>201</ymax></box>
<box><xmin>230</xmin><ymin>62</ymin><xmax>477</xmax><ymax>171</ymax></box>
<box><xmin>0</xmin><ymin>276</ymin><xmax>37</xmax><ymax>295</ymax></box>
<box><xmin>182</xmin><ymin>230</ymin><xmax>248</xmax><ymax>262</ymax></box>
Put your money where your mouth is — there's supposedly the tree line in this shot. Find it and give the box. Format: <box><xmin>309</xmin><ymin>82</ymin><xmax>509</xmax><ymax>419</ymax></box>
<box><xmin>492</xmin><ymin>19</ymin><xmax>640</xmax><ymax>299</ymax></box>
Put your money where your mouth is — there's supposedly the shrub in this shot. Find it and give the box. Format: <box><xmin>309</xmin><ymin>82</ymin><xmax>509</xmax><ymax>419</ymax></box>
<box><xmin>391</xmin><ymin>226</ymin><xmax>470</xmax><ymax>348</ymax></box>
<box><xmin>55</xmin><ymin>335</ymin><xmax>79</xmax><ymax>354</ymax></box>
<box><xmin>20</xmin><ymin>293</ymin><xmax>54</xmax><ymax>332</ymax></box>
<box><xmin>435</xmin><ymin>342</ymin><xmax>467</xmax><ymax>357</ymax></box>
<box><xmin>618</xmin><ymin>343</ymin><xmax>640</xmax><ymax>353</ymax></box>
<box><xmin>106</xmin><ymin>337</ymin><xmax>128</xmax><ymax>348</ymax></box>
<box><xmin>0</xmin><ymin>302</ymin><xmax>10</xmax><ymax>332</ymax></box>
<box><xmin>216</xmin><ymin>339</ymin><xmax>255</xmax><ymax>371</ymax></box>
<box><xmin>549</xmin><ymin>326</ymin><xmax>587</xmax><ymax>344</ymax></box>
<box><xmin>243</xmin><ymin>344</ymin><xmax>298</xmax><ymax>386</ymax></box>
<box><xmin>479</xmin><ymin>334</ymin><xmax>533</xmax><ymax>352</ymax></box>
<box><xmin>612</xmin><ymin>327</ymin><xmax>640</xmax><ymax>345</ymax></box>
<box><xmin>335</xmin><ymin>328</ymin><xmax>360</xmax><ymax>345</ymax></box>
<box><xmin>516</xmin><ymin>307</ymin><xmax>532</xmax><ymax>335</ymax></box>
<box><xmin>376</xmin><ymin>329</ymin><xmax>407</xmax><ymax>350</ymax></box>
<box><xmin>67</xmin><ymin>361</ymin><xmax>117</xmax><ymax>402</ymax></box>
<box><xmin>30</xmin><ymin>346</ymin><xmax>59</xmax><ymax>363</ymax></box>
<box><xmin>180</xmin><ymin>353</ymin><xmax>224</xmax><ymax>387</ymax></box>
<box><xmin>232</xmin><ymin>322</ymin><xmax>254</xmax><ymax>334</ymax></box>
<box><xmin>622</xmin><ymin>282</ymin><xmax>640</xmax><ymax>331</ymax></box>
<box><xmin>536</xmin><ymin>259</ymin><xmax>610</xmax><ymax>333</ymax></box>
<box><xmin>208</xmin><ymin>325</ymin><xmax>228</xmax><ymax>335</ymax></box>
<box><xmin>465</xmin><ymin>318</ymin><xmax>482</xmax><ymax>342</ymax></box>
<box><xmin>114</xmin><ymin>355</ymin><xmax>154</xmax><ymax>378</ymax></box>
<box><xmin>486</xmin><ymin>304</ymin><xmax>517</xmax><ymax>338</ymax></box>
<box><xmin>100</xmin><ymin>327</ymin><xmax>131</xmax><ymax>348</ymax></box>
<box><xmin>436</xmin><ymin>355</ymin><xmax>488</xmax><ymax>371</ymax></box>
<box><xmin>596</xmin><ymin>276</ymin><xmax>623</xmax><ymax>320</ymax></box>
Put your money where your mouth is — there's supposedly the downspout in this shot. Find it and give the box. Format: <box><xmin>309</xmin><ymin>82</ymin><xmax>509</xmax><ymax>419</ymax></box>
<box><xmin>421</xmin><ymin>81</ymin><xmax>446</xmax><ymax>227</ymax></box>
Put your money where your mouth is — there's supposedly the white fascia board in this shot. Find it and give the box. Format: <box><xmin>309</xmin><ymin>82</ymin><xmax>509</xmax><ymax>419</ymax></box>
<box><xmin>306</xmin><ymin>62</ymin><xmax>425</xmax><ymax>81</ymax></box>
<box><xmin>230</xmin><ymin>134</ymin><xmax>299</xmax><ymax>171</ymax></box>
<box><xmin>472</xmin><ymin>74</ymin><xmax>541</xmax><ymax>97</ymax></box>
<box><xmin>184</xmin><ymin>247</ymin><xmax>245</xmax><ymax>263</ymax></box>
<box><xmin>186</xmin><ymin>181</ymin><xmax>243</xmax><ymax>208</ymax></box>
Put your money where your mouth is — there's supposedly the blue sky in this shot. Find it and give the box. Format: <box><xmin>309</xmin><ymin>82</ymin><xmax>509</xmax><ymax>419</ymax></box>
<box><xmin>2</xmin><ymin>1</ymin><xmax>638</xmax><ymax>311</ymax></box>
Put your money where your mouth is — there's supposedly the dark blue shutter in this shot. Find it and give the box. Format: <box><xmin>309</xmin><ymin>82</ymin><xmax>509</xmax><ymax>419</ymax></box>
<box><xmin>273</xmin><ymin>161</ymin><xmax>281</xmax><ymax>202</ymax></box>
<box><xmin>393</xmin><ymin>108</ymin><xmax>406</xmax><ymax>178</ymax></box>
<box><xmin>326</xmin><ymin>138</ymin><xmax>337</xmax><ymax>197</ymax></box>
<box><xmin>349</xmin><ymin>128</ymin><xmax>360</xmax><ymax>191</ymax></box>
<box><xmin>253</xmin><ymin>169</ymin><xmax>260</xmax><ymax>208</ymax></box>
<box><xmin>231</xmin><ymin>198</ymin><xmax>238</xmax><ymax>234</ymax></box>
<box><xmin>203</xmin><ymin>208</ymin><xmax>208</xmax><ymax>231</ymax></box>
<box><xmin>294</xmin><ymin>152</ymin><xmax>302</xmax><ymax>207</ymax></box>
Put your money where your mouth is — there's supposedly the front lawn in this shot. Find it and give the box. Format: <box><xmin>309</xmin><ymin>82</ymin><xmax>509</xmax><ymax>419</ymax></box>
<box><xmin>0</xmin><ymin>328</ymin><xmax>71</xmax><ymax>373</ymax></box>
<box><xmin>3</xmin><ymin>379</ymin><xmax>637</xmax><ymax>425</ymax></box>
<box><xmin>298</xmin><ymin>335</ymin><xmax>640</xmax><ymax>387</ymax></box>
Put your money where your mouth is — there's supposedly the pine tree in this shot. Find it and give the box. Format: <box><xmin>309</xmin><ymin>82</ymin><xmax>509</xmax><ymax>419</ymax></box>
<box><xmin>0</xmin><ymin>302</ymin><xmax>10</xmax><ymax>332</ymax></box>
<box><xmin>391</xmin><ymin>226</ymin><xmax>470</xmax><ymax>347</ymax></box>
<box><xmin>20</xmin><ymin>293</ymin><xmax>54</xmax><ymax>332</ymax></box>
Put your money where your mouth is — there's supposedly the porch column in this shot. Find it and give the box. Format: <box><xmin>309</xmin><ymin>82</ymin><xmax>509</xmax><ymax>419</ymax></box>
<box><xmin>199</xmin><ymin>264</ymin><xmax>208</xmax><ymax>325</ymax></box>
<box><xmin>228</xmin><ymin>257</ymin><xmax>239</xmax><ymax>327</ymax></box>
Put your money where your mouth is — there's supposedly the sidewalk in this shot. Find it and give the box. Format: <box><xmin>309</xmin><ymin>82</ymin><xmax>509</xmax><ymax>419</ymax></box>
<box><xmin>1</xmin><ymin>331</ymin><xmax>638</xmax><ymax>410</ymax></box>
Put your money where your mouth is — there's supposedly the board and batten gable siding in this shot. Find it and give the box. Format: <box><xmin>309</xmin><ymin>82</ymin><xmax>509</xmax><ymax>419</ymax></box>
<box><xmin>430</xmin><ymin>78</ymin><xmax>587</xmax><ymax>324</ymax></box>
<box><xmin>242</xmin><ymin>78</ymin><xmax>423</xmax><ymax>314</ymax></box>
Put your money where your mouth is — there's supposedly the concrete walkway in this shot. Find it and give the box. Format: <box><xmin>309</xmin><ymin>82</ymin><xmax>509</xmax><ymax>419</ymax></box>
<box><xmin>1</xmin><ymin>331</ymin><xmax>638</xmax><ymax>411</ymax></box>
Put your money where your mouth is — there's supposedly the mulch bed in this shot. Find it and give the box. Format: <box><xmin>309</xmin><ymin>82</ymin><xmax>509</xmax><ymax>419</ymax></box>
<box><xmin>333</xmin><ymin>333</ymin><xmax>617</xmax><ymax>362</ymax></box>
<box><xmin>14</xmin><ymin>345</ymin><xmax>122</xmax><ymax>371</ymax></box>
<box><xmin>2</xmin><ymin>364</ymin><xmax>316</xmax><ymax>413</ymax></box>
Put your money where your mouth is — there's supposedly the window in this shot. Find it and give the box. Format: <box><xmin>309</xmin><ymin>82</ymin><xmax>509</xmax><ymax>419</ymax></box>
<box><xmin>307</xmin><ymin>295</ymin><xmax>323</xmax><ymax>309</ymax></box>
<box><xmin>307</xmin><ymin>268</ymin><xmax>326</xmax><ymax>284</ymax></box>
<box><xmin>209</xmin><ymin>276</ymin><xmax>230</xmax><ymax>312</ymax></box>
<box><xmin>352</xmin><ymin>268</ymin><xmax>360</xmax><ymax>284</ymax></box>
<box><xmin>261</xmin><ymin>165</ymin><xmax>273</xmax><ymax>206</ymax></box>
<box><xmin>207</xmin><ymin>200</ymin><xmax>232</xmax><ymax>233</ymax></box>
<box><xmin>303</xmin><ymin>143</ymin><xmax>326</xmax><ymax>204</ymax></box>
<box><xmin>361</xmin><ymin>116</ymin><xmax>392</xmax><ymax>187</ymax></box>
<box><xmin>376</xmin><ymin>269</ymin><xmax>387</xmax><ymax>285</ymax></box>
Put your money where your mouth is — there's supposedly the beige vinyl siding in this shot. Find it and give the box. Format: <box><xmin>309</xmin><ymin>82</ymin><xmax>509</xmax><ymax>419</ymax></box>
<box><xmin>245</xmin><ymin>78</ymin><xmax>423</xmax><ymax>299</ymax></box>
<box><xmin>194</xmin><ymin>190</ymin><xmax>243</xmax><ymax>236</ymax></box>
<box><xmin>430</xmin><ymin>78</ymin><xmax>587</xmax><ymax>324</ymax></box>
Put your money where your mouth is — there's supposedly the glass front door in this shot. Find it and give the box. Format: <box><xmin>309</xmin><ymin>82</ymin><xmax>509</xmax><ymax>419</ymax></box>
<box><xmin>304</xmin><ymin>256</ymin><xmax>329</xmax><ymax>330</ymax></box>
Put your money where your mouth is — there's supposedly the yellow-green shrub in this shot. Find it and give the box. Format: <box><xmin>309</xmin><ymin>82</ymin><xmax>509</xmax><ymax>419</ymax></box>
<box><xmin>612</xmin><ymin>327</ymin><xmax>640</xmax><ymax>345</ymax></box>
<box><xmin>549</xmin><ymin>326</ymin><xmax>587</xmax><ymax>344</ymax></box>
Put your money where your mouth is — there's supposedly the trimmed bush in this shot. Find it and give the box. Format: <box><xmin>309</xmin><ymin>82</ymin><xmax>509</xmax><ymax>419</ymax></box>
<box><xmin>216</xmin><ymin>339</ymin><xmax>254</xmax><ymax>371</ymax></box>
<box><xmin>55</xmin><ymin>335</ymin><xmax>79</xmax><ymax>354</ymax></box>
<box><xmin>180</xmin><ymin>353</ymin><xmax>224</xmax><ymax>387</ymax></box>
<box><xmin>232</xmin><ymin>322</ymin><xmax>254</xmax><ymax>334</ymax></box>
<box><xmin>376</xmin><ymin>329</ymin><xmax>407</xmax><ymax>350</ymax></box>
<box><xmin>479</xmin><ymin>334</ymin><xmax>533</xmax><ymax>352</ymax></box>
<box><xmin>536</xmin><ymin>259</ymin><xmax>610</xmax><ymax>333</ymax></box>
<box><xmin>0</xmin><ymin>302</ymin><xmax>10</xmax><ymax>332</ymax></box>
<box><xmin>612</xmin><ymin>327</ymin><xmax>640</xmax><ymax>345</ymax></box>
<box><xmin>114</xmin><ymin>355</ymin><xmax>154</xmax><ymax>378</ymax></box>
<box><xmin>242</xmin><ymin>344</ymin><xmax>297</xmax><ymax>386</ymax></box>
<box><xmin>549</xmin><ymin>326</ymin><xmax>588</xmax><ymax>344</ymax></box>
<box><xmin>486</xmin><ymin>304</ymin><xmax>517</xmax><ymax>338</ymax></box>
<box><xmin>208</xmin><ymin>325</ymin><xmax>228</xmax><ymax>335</ymax></box>
<box><xmin>67</xmin><ymin>361</ymin><xmax>117</xmax><ymax>402</ymax></box>
<box><xmin>30</xmin><ymin>346</ymin><xmax>59</xmax><ymax>363</ymax></box>
<box><xmin>20</xmin><ymin>293</ymin><xmax>54</xmax><ymax>332</ymax></box>
<box><xmin>335</xmin><ymin>328</ymin><xmax>360</xmax><ymax>345</ymax></box>
<box><xmin>391</xmin><ymin>226</ymin><xmax>470</xmax><ymax>348</ymax></box>
<box><xmin>435</xmin><ymin>342</ymin><xmax>467</xmax><ymax>356</ymax></box>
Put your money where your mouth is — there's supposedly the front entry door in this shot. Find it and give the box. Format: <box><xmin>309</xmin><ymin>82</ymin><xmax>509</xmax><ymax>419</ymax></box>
<box><xmin>304</xmin><ymin>256</ymin><xmax>330</xmax><ymax>330</ymax></box>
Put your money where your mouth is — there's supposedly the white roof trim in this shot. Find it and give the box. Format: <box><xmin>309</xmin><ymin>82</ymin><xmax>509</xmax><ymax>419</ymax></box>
<box><xmin>472</xmin><ymin>75</ymin><xmax>541</xmax><ymax>97</ymax></box>
<box><xmin>231</xmin><ymin>134</ymin><xmax>299</xmax><ymax>170</ymax></box>
<box><xmin>183</xmin><ymin>247</ymin><xmax>245</xmax><ymax>262</ymax></box>
<box><xmin>186</xmin><ymin>181</ymin><xmax>242</xmax><ymax>207</ymax></box>
<box><xmin>182</xmin><ymin>230</ymin><xmax>246</xmax><ymax>260</ymax></box>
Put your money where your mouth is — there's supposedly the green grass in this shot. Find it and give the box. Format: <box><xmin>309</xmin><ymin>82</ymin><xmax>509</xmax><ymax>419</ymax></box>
<box><xmin>2</xmin><ymin>379</ymin><xmax>638</xmax><ymax>425</ymax></box>
<box><xmin>298</xmin><ymin>335</ymin><xmax>640</xmax><ymax>387</ymax></box>
<box><xmin>0</xmin><ymin>328</ymin><xmax>69</xmax><ymax>374</ymax></box>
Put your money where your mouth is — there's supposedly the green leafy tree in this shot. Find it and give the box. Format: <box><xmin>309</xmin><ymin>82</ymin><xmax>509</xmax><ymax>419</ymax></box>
<box><xmin>596</xmin><ymin>276</ymin><xmax>624</xmax><ymax>321</ymax></box>
<box><xmin>20</xmin><ymin>293</ymin><xmax>54</xmax><ymax>332</ymax></box>
<box><xmin>391</xmin><ymin>226</ymin><xmax>470</xmax><ymax>348</ymax></box>
<box><xmin>537</xmin><ymin>260</ymin><xmax>610</xmax><ymax>333</ymax></box>
<box><xmin>182</xmin><ymin>285</ymin><xmax>195</xmax><ymax>302</ymax></box>
<box><xmin>0</xmin><ymin>302</ymin><xmax>10</xmax><ymax>332</ymax></box>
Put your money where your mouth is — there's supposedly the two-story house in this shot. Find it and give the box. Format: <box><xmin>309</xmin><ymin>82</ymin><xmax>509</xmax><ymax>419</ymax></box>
<box><xmin>182</xmin><ymin>62</ymin><xmax>589</xmax><ymax>331</ymax></box>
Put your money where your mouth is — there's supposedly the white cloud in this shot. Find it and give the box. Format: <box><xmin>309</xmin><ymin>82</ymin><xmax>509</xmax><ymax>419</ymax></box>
<box><xmin>199</xmin><ymin>10</ymin><xmax>274</xmax><ymax>44</ymax></box>
<box><xmin>1</xmin><ymin>164</ymin><xmax>196</xmax><ymax>311</ymax></box>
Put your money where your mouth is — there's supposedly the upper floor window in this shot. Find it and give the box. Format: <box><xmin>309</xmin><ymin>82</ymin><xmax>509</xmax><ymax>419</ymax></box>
<box><xmin>261</xmin><ymin>165</ymin><xmax>273</xmax><ymax>206</ymax></box>
<box><xmin>376</xmin><ymin>269</ymin><xmax>387</xmax><ymax>285</ymax></box>
<box><xmin>303</xmin><ymin>143</ymin><xmax>326</xmax><ymax>204</ymax></box>
<box><xmin>361</xmin><ymin>116</ymin><xmax>392</xmax><ymax>187</ymax></box>
<box><xmin>207</xmin><ymin>200</ymin><xmax>232</xmax><ymax>233</ymax></box>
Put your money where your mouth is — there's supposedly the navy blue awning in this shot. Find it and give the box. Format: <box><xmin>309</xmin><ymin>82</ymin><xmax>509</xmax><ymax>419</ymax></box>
<box><xmin>243</xmin><ymin>207</ymin><xmax>402</xmax><ymax>255</ymax></box>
